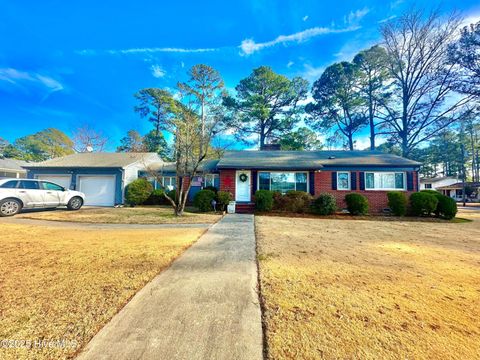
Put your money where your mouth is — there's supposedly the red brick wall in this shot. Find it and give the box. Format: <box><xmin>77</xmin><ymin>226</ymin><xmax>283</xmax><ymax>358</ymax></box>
<box><xmin>219</xmin><ymin>170</ymin><xmax>236</xmax><ymax>198</ymax></box>
<box><xmin>314</xmin><ymin>171</ymin><xmax>418</xmax><ymax>213</ymax></box>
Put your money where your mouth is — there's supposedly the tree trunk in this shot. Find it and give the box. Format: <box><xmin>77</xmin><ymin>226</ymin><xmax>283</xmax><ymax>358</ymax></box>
<box><xmin>348</xmin><ymin>134</ymin><xmax>354</xmax><ymax>151</ymax></box>
<box><xmin>368</xmin><ymin>87</ymin><xmax>375</xmax><ymax>150</ymax></box>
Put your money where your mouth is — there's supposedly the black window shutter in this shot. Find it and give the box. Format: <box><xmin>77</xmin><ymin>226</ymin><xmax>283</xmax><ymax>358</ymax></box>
<box><xmin>359</xmin><ymin>172</ymin><xmax>365</xmax><ymax>190</ymax></box>
<box><xmin>407</xmin><ymin>172</ymin><xmax>414</xmax><ymax>191</ymax></box>
<box><xmin>252</xmin><ymin>170</ymin><xmax>257</xmax><ymax>193</ymax></box>
<box><xmin>331</xmin><ymin>171</ymin><xmax>337</xmax><ymax>190</ymax></box>
<box><xmin>309</xmin><ymin>171</ymin><xmax>315</xmax><ymax>195</ymax></box>
<box><xmin>351</xmin><ymin>172</ymin><xmax>357</xmax><ymax>190</ymax></box>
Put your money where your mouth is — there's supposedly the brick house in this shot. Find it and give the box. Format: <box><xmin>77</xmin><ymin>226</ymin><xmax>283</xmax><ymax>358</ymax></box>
<box><xmin>215</xmin><ymin>150</ymin><xmax>420</xmax><ymax>213</ymax></box>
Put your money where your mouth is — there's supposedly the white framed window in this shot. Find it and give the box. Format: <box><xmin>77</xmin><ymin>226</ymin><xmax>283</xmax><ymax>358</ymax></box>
<box><xmin>258</xmin><ymin>172</ymin><xmax>308</xmax><ymax>194</ymax></box>
<box><xmin>162</xmin><ymin>176</ymin><xmax>176</xmax><ymax>191</ymax></box>
<box><xmin>337</xmin><ymin>172</ymin><xmax>350</xmax><ymax>190</ymax></box>
<box><xmin>365</xmin><ymin>172</ymin><xmax>406</xmax><ymax>190</ymax></box>
<box><xmin>204</xmin><ymin>174</ymin><xmax>219</xmax><ymax>189</ymax></box>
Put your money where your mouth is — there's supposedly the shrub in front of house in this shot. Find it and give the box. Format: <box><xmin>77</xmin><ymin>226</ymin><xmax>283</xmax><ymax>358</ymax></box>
<box><xmin>345</xmin><ymin>193</ymin><xmax>369</xmax><ymax>215</ymax></box>
<box><xmin>254</xmin><ymin>190</ymin><xmax>274</xmax><ymax>212</ymax></box>
<box><xmin>282</xmin><ymin>191</ymin><xmax>313</xmax><ymax>213</ymax></box>
<box><xmin>216</xmin><ymin>191</ymin><xmax>233</xmax><ymax>211</ymax></box>
<box><xmin>204</xmin><ymin>185</ymin><xmax>218</xmax><ymax>193</ymax></box>
<box><xmin>272</xmin><ymin>191</ymin><xmax>285</xmax><ymax>210</ymax></box>
<box><xmin>420</xmin><ymin>190</ymin><xmax>457</xmax><ymax>219</ymax></box>
<box><xmin>125</xmin><ymin>179</ymin><xmax>154</xmax><ymax>206</ymax></box>
<box><xmin>145</xmin><ymin>189</ymin><xmax>165</xmax><ymax>205</ymax></box>
<box><xmin>193</xmin><ymin>189</ymin><xmax>216</xmax><ymax>212</ymax></box>
<box><xmin>435</xmin><ymin>194</ymin><xmax>457</xmax><ymax>219</ymax></box>
<box><xmin>409</xmin><ymin>192</ymin><xmax>438</xmax><ymax>216</ymax></box>
<box><xmin>312</xmin><ymin>193</ymin><xmax>337</xmax><ymax>215</ymax></box>
<box><xmin>387</xmin><ymin>191</ymin><xmax>408</xmax><ymax>216</ymax></box>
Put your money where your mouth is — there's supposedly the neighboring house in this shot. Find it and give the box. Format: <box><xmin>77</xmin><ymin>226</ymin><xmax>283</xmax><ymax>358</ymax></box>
<box><xmin>146</xmin><ymin>150</ymin><xmax>420</xmax><ymax>213</ymax></box>
<box><xmin>420</xmin><ymin>176</ymin><xmax>459</xmax><ymax>191</ymax></box>
<box><xmin>436</xmin><ymin>182</ymin><xmax>480</xmax><ymax>201</ymax></box>
<box><xmin>24</xmin><ymin>152</ymin><xmax>162</xmax><ymax>206</ymax></box>
<box><xmin>0</xmin><ymin>158</ymin><xmax>29</xmax><ymax>179</ymax></box>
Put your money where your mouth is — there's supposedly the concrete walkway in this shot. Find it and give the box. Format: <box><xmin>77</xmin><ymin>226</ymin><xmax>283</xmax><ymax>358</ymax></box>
<box><xmin>77</xmin><ymin>214</ymin><xmax>263</xmax><ymax>360</ymax></box>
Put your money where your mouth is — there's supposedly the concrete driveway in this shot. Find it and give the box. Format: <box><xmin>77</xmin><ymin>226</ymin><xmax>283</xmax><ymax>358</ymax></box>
<box><xmin>76</xmin><ymin>214</ymin><xmax>263</xmax><ymax>360</ymax></box>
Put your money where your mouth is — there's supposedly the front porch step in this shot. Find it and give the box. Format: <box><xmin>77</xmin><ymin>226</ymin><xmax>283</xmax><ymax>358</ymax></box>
<box><xmin>235</xmin><ymin>202</ymin><xmax>255</xmax><ymax>214</ymax></box>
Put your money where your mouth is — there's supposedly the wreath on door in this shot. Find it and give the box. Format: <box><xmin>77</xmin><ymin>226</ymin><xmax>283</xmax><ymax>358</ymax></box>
<box><xmin>239</xmin><ymin>173</ymin><xmax>248</xmax><ymax>182</ymax></box>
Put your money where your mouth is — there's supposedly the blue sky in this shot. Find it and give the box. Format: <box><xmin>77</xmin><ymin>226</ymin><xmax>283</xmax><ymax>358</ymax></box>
<box><xmin>1</xmin><ymin>0</ymin><xmax>479</xmax><ymax>150</ymax></box>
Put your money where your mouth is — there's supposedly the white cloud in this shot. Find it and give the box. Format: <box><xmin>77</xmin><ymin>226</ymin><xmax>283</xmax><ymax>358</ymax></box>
<box><xmin>302</xmin><ymin>15</ymin><xmax>309</xmax><ymax>22</ymax></box>
<box><xmin>77</xmin><ymin>47</ymin><xmax>217</xmax><ymax>55</ymax></box>
<box><xmin>151</xmin><ymin>64</ymin><xmax>166</xmax><ymax>78</ymax></box>
<box><xmin>181</xmin><ymin>61</ymin><xmax>185</xmax><ymax>68</ymax></box>
<box><xmin>461</xmin><ymin>13</ymin><xmax>480</xmax><ymax>28</ymax></box>
<box><xmin>378</xmin><ymin>15</ymin><xmax>397</xmax><ymax>24</ymax></box>
<box><xmin>0</xmin><ymin>68</ymin><xmax>63</xmax><ymax>92</ymax></box>
<box><xmin>302</xmin><ymin>64</ymin><xmax>326</xmax><ymax>81</ymax></box>
<box><xmin>287</xmin><ymin>61</ymin><xmax>294</xmax><ymax>68</ymax></box>
<box><xmin>345</xmin><ymin>7</ymin><xmax>370</xmax><ymax>25</ymax></box>
<box><xmin>239</xmin><ymin>25</ymin><xmax>360</xmax><ymax>55</ymax></box>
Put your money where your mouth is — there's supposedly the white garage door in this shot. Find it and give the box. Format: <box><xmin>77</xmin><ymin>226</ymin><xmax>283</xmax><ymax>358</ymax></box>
<box><xmin>78</xmin><ymin>176</ymin><xmax>116</xmax><ymax>206</ymax></box>
<box><xmin>37</xmin><ymin>175</ymin><xmax>72</xmax><ymax>189</ymax></box>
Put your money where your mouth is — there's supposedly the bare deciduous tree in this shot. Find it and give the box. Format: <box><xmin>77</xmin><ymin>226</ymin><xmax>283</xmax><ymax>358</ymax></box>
<box><xmin>380</xmin><ymin>9</ymin><xmax>474</xmax><ymax>157</ymax></box>
<box><xmin>72</xmin><ymin>125</ymin><xmax>108</xmax><ymax>152</ymax></box>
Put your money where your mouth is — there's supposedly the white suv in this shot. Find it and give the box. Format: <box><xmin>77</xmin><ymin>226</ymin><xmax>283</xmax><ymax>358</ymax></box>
<box><xmin>0</xmin><ymin>178</ymin><xmax>85</xmax><ymax>217</ymax></box>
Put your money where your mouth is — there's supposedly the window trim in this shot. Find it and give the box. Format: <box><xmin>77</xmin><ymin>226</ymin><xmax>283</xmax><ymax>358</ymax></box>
<box><xmin>336</xmin><ymin>171</ymin><xmax>351</xmax><ymax>191</ymax></box>
<box><xmin>204</xmin><ymin>173</ymin><xmax>219</xmax><ymax>189</ymax></box>
<box><xmin>364</xmin><ymin>171</ymin><xmax>406</xmax><ymax>191</ymax></box>
<box><xmin>257</xmin><ymin>171</ymin><xmax>309</xmax><ymax>193</ymax></box>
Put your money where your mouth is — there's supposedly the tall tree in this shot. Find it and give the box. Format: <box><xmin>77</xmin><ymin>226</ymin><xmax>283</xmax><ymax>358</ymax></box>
<box><xmin>134</xmin><ymin>88</ymin><xmax>178</xmax><ymax>136</ymax></box>
<box><xmin>307</xmin><ymin>62</ymin><xmax>367</xmax><ymax>150</ymax></box>
<box><xmin>224</xmin><ymin>66</ymin><xmax>308</xmax><ymax>148</ymax></box>
<box><xmin>177</xmin><ymin>64</ymin><xmax>225</xmax><ymax>157</ymax></box>
<box><xmin>448</xmin><ymin>21</ymin><xmax>480</xmax><ymax>98</ymax></box>
<box><xmin>72</xmin><ymin>125</ymin><xmax>108</xmax><ymax>152</ymax></box>
<box><xmin>279</xmin><ymin>127</ymin><xmax>323</xmax><ymax>150</ymax></box>
<box><xmin>10</xmin><ymin>128</ymin><xmax>74</xmax><ymax>161</ymax></box>
<box><xmin>0</xmin><ymin>137</ymin><xmax>8</xmax><ymax>157</ymax></box>
<box><xmin>142</xmin><ymin>130</ymin><xmax>170</xmax><ymax>160</ymax></box>
<box><xmin>380</xmin><ymin>9</ymin><xmax>473</xmax><ymax>157</ymax></box>
<box><xmin>353</xmin><ymin>45</ymin><xmax>390</xmax><ymax>150</ymax></box>
<box><xmin>116</xmin><ymin>130</ymin><xmax>144</xmax><ymax>152</ymax></box>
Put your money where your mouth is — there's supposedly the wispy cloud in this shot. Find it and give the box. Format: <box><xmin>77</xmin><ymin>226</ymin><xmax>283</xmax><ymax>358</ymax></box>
<box><xmin>239</xmin><ymin>25</ymin><xmax>359</xmax><ymax>55</ymax></box>
<box><xmin>301</xmin><ymin>64</ymin><xmax>326</xmax><ymax>81</ymax></box>
<box><xmin>287</xmin><ymin>61</ymin><xmax>294</xmax><ymax>68</ymax></box>
<box><xmin>77</xmin><ymin>47</ymin><xmax>217</xmax><ymax>56</ymax></box>
<box><xmin>0</xmin><ymin>68</ymin><xmax>64</xmax><ymax>92</ymax></box>
<box><xmin>378</xmin><ymin>15</ymin><xmax>397</xmax><ymax>24</ymax></box>
<box><xmin>302</xmin><ymin>15</ymin><xmax>309</xmax><ymax>22</ymax></box>
<box><xmin>345</xmin><ymin>7</ymin><xmax>370</xmax><ymax>25</ymax></box>
<box><xmin>151</xmin><ymin>64</ymin><xmax>166</xmax><ymax>78</ymax></box>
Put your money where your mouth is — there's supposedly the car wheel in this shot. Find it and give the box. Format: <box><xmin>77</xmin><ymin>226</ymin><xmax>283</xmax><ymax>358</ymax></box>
<box><xmin>67</xmin><ymin>197</ymin><xmax>83</xmax><ymax>211</ymax></box>
<box><xmin>0</xmin><ymin>199</ymin><xmax>22</xmax><ymax>217</ymax></box>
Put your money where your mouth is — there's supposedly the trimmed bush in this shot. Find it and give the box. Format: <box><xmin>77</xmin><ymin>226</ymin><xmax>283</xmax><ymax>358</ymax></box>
<box><xmin>436</xmin><ymin>194</ymin><xmax>457</xmax><ymax>220</ymax></box>
<box><xmin>282</xmin><ymin>191</ymin><xmax>313</xmax><ymax>213</ymax></box>
<box><xmin>193</xmin><ymin>189</ymin><xmax>216</xmax><ymax>212</ymax></box>
<box><xmin>125</xmin><ymin>179</ymin><xmax>153</xmax><ymax>206</ymax></box>
<box><xmin>345</xmin><ymin>193</ymin><xmax>369</xmax><ymax>215</ymax></box>
<box><xmin>272</xmin><ymin>191</ymin><xmax>286</xmax><ymax>210</ymax></box>
<box><xmin>204</xmin><ymin>185</ymin><xmax>218</xmax><ymax>193</ymax></box>
<box><xmin>217</xmin><ymin>191</ymin><xmax>233</xmax><ymax>211</ymax></box>
<box><xmin>255</xmin><ymin>190</ymin><xmax>274</xmax><ymax>212</ymax></box>
<box><xmin>387</xmin><ymin>191</ymin><xmax>408</xmax><ymax>216</ymax></box>
<box><xmin>312</xmin><ymin>193</ymin><xmax>337</xmax><ymax>215</ymax></box>
<box><xmin>145</xmin><ymin>189</ymin><xmax>166</xmax><ymax>205</ymax></box>
<box><xmin>409</xmin><ymin>192</ymin><xmax>438</xmax><ymax>216</ymax></box>
<box><xmin>421</xmin><ymin>190</ymin><xmax>457</xmax><ymax>219</ymax></box>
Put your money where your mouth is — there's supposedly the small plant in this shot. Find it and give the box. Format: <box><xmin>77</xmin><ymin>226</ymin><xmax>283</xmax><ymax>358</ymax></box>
<box><xmin>216</xmin><ymin>191</ymin><xmax>233</xmax><ymax>211</ymax></box>
<box><xmin>345</xmin><ymin>193</ymin><xmax>369</xmax><ymax>215</ymax></box>
<box><xmin>193</xmin><ymin>189</ymin><xmax>216</xmax><ymax>212</ymax></box>
<box><xmin>125</xmin><ymin>179</ymin><xmax>153</xmax><ymax>206</ymax></box>
<box><xmin>254</xmin><ymin>190</ymin><xmax>274</xmax><ymax>212</ymax></box>
<box><xmin>387</xmin><ymin>191</ymin><xmax>408</xmax><ymax>216</ymax></box>
<box><xmin>409</xmin><ymin>192</ymin><xmax>438</xmax><ymax>216</ymax></box>
<box><xmin>312</xmin><ymin>193</ymin><xmax>337</xmax><ymax>215</ymax></box>
<box><xmin>282</xmin><ymin>191</ymin><xmax>312</xmax><ymax>213</ymax></box>
<box><xmin>145</xmin><ymin>189</ymin><xmax>165</xmax><ymax>205</ymax></box>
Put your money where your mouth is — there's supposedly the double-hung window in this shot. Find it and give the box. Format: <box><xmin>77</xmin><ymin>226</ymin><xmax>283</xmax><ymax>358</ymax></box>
<box><xmin>204</xmin><ymin>174</ymin><xmax>219</xmax><ymax>189</ymax></box>
<box><xmin>258</xmin><ymin>172</ymin><xmax>308</xmax><ymax>194</ymax></box>
<box><xmin>365</xmin><ymin>172</ymin><xmax>405</xmax><ymax>190</ymax></box>
<box><xmin>337</xmin><ymin>172</ymin><xmax>350</xmax><ymax>190</ymax></box>
<box><xmin>162</xmin><ymin>176</ymin><xmax>176</xmax><ymax>191</ymax></box>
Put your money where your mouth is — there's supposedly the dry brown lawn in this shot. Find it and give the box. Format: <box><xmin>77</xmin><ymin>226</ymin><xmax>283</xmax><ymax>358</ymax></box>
<box><xmin>18</xmin><ymin>206</ymin><xmax>222</xmax><ymax>224</ymax></box>
<box><xmin>0</xmin><ymin>223</ymin><xmax>205</xmax><ymax>360</ymax></box>
<box><xmin>256</xmin><ymin>209</ymin><xmax>480</xmax><ymax>360</ymax></box>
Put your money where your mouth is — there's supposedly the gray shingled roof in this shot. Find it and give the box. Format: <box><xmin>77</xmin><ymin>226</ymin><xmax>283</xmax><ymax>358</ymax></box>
<box><xmin>148</xmin><ymin>159</ymin><xmax>220</xmax><ymax>173</ymax></box>
<box><xmin>216</xmin><ymin>150</ymin><xmax>421</xmax><ymax>170</ymax></box>
<box><xmin>0</xmin><ymin>158</ymin><xmax>30</xmax><ymax>172</ymax></box>
<box><xmin>24</xmin><ymin>152</ymin><xmax>161</xmax><ymax>168</ymax></box>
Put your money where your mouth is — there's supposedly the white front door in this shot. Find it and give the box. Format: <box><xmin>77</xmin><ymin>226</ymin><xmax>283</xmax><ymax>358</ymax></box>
<box><xmin>235</xmin><ymin>170</ymin><xmax>251</xmax><ymax>202</ymax></box>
